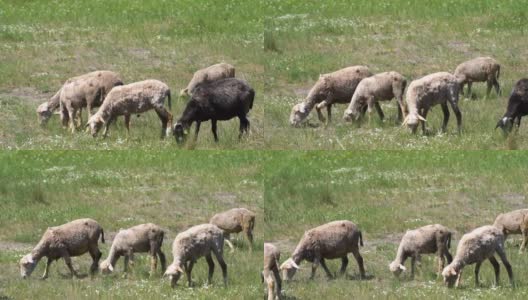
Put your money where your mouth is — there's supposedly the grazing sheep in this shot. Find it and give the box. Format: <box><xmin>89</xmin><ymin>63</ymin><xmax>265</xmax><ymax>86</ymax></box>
<box><xmin>86</xmin><ymin>79</ymin><xmax>173</xmax><ymax>139</ymax></box>
<box><xmin>289</xmin><ymin>66</ymin><xmax>372</xmax><ymax>126</ymax></box>
<box><xmin>454</xmin><ymin>57</ymin><xmax>501</xmax><ymax>97</ymax></box>
<box><xmin>19</xmin><ymin>218</ymin><xmax>105</xmax><ymax>279</ymax></box>
<box><xmin>209</xmin><ymin>208</ymin><xmax>256</xmax><ymax>251</ymax></box>
<box><xmin>100</xmin><ymin>223</ymin><xmax>166</xmax><ymax>276</ymax></box>
<box><xmin>495</xmin><ymin>79</ymin><xmax>528</xmax><ymax>133</ymax></box>
<box><xmin>263</xmin><ymin>243</ymin><xmax>281</xmax><ymax>300</ymax></box>
<box><xmin>180</xmin><ymin>63</ymin><xmax>235</xmax><ymax>97</ymax></box>
<box><xmin>280</xmin><ymin>220</ymin><xmax>365</xmax><ymax>280</ymax></box>
<box><xmin>59</xmin><ymin>71</ymin><xmax>123</xmax><ymax>133</ymax></box>
<box><xmin>389</xmin><ymin>224</ymin><xmax>453</xmax><ymax>279</ymax></box>
<box><xmin>173</xmin><ymin>78</ymin><xmax>254</xmax><ymax>144</ymax></box>
<box><xmin>343</xmin><ymin>71</ymin><xmax>407</xmax><ymax>124</ymax></box>
<box><xmin>403</xmin><ymin>72</ymin><xmax>462</xmax><ymax>134</ymax></box>
<box><xmin>493</xmin><ymin>209</ymin><xmax>528</xmax><ymax>253</ymax></box>
<box><xmin>442</xmin><ymin>225</ymin><xmax>514</xmax><ymax>288</ymax></box>
<box><xmin>37</xmin><ymin>90</ymin><xmax>61</xmax><ymax>126</ymax></box>
<box><xmin>164</xmin><ymin>224</ymin><xmax>227</xmax><ymax>288</ymax></box>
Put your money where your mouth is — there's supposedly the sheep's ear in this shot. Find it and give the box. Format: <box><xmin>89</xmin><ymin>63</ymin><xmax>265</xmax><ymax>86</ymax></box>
<box><xmin>399</xmin><ymin>264</ymin><xmax>406</xmax><ymax>271</ymax></box>
<box><xmin>290</xmin><ymin>260</ymin><xmax>300</xmax><ymax>269</ymax></box>
<box><xmin>401</xmin><ymin>116</ymin><xmax>409</xmax><ymax>127</ymax></box>
<box><xmin>85</xmin><ymin>122</ymin><xmax>90</xmax><ymax>128</ymax></box>
<box><xmin>108</xmin><ymin>264</ymin><xmax>114</xmax><ymax>272</ymax></box>
<box><xmin>26</xmin><ymin>255</ymin><xmax>34</xmax><ymax>264</ymax></box>
<box><xmin>298</xmin><ymin>104</ymin><xmax>306</xmax><ymax>114</ymax></box>
<box><xmin>176</xmin><ymin>266</ymin><xmax>184</xmax><ymax>273</ymax></box>
<box><xmin>450</xmin><ymin>268</ymin><xmax>457</xmax><ymax>276</ymax></box>
<box><xmin>417</xmin><ymin>115</ymin><xmax>426</xmax><ymax>122</ymax></box>
<box><xmin>98</xmin><ymin>115</ymin><xmax>106</xmax><ymax>124</ymax></box>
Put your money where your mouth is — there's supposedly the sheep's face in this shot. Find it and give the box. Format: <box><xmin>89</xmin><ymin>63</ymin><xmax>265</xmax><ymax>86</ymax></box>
<box><xmin>290</xmin><ymin>103</ymin><xmax>309</xmax><ymax>127</ymax></box>
<box><xmin>496</xmin><ymin>117</ymin><xmax>513</xmax><ymax>133</ymax></box>
<box><xmin>37</xmin><ymin>103</ymin><xmax>52</xmax><ymax>126</ymax></box>
<box><xmin>173</xmin><ymin>123</ymin><xmax>189</xmax><ymax>144</ymax></box>
<box><xmin>179</xmin><ymin>88</ymin><xmax>190</xmax><ymax>98</ymax></box>
<box><xmin>442</xmin><ymin>266</ymin><xmax>459</xmax><ymax>288</ymax></box>
<box><xmin>86</xmin><ymin>115</ymin><xmax>105</xmax><ymax>137</ymax></box>
<box><xmin>389</xmin><ymin>261</ymin><xmax>406</xmax><ymax>277</ymax></box>
<box><xmin>19</xmin><ymin>254</ymin><xmax>37</xmax><ymax>278</ymax></box>
<box><xmin>164</xmin><ymin>264</ymin><xmax>183</xmax><ymax>287</ymax></box>
<box><xmin>280</xmin><ymin>258</ymin><xmax>300</xmax><ymax>280</ymax></box>
<box><xmin>403</xmin><ymin>114</ymin><xmax>420</xmax><ymax>133</ymax></box>
<box><xmin>99</xmin><ymin>260</ymin><xmax>114</xmax><ymax>274</ymax></box>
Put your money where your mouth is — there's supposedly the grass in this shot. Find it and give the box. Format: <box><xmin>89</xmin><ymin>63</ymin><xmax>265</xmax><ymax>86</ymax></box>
<box><xmin>264</xmin><ymin>151</ymin><xmax>528</xmax><ymax>299</ymax></box>
<box><xmin>0</xmin><ymin>151</ymin><xmax>263</xmax><ymax>299</ymax></box>
<box><xmin>264</xmin><ymin>0</ymin><xmax>528</xmax><ymax>150</ymax></box>
<box><xmin>0</xmin><ymin>0</ymin><xmax>266</xmax><ymax>149</ymax></box>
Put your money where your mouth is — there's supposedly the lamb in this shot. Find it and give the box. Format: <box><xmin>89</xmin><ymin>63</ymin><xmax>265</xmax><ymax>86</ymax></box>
<box><xmin>493</xmin><ymin>209</ymin><xmax>528</xmax><ymax>253</ymax></box>
<box><xmin>164</xmin><ymin>224</ymin><xmax>227</xmax><ymax>288</ymax></box>
<box><xmin>441</xmin><ymin>225</ymin><xmax>514</xmax><ymax>288</ymax></box>
<box><xmin>59</xmin><ymin>71</ymin><xmax>123</xmax><ymax>133</ymax></box>
<box><xmin>343</xmin><ymin>71</ymin><xmax>407</xmax><ymax>124</ymax></box>
<box><xmin>263</xmin><ymin>243</ymin><xmax>281</xmax><ymax>300</ymax></box>
<box><xmin>402</xmin><ymin>72</ymin><xmax>462</xmax><ymax>134</ymax></box>
<box><xmin>173</xmin><ymin>78</ymin><xmax>254</xmax><ymax>144</ymax></box>
<box><xmin>180</xmin><ymin>63</ymin><xmax>235</xmax><ymax>97</ymax></box>
<box><xmin>280</xmin><ymin>220</ymin><xmax>365</xmax><ymax>280</ymax></box>
<box><xmin>495</xmin><ymin>79</ymin><xmax>528</xmax><ymax>133</ymax></box>
<box><xmin>209</xmin><ymin>208</ymin><xmax>256</xmax><ymax>251</ymax></box>
<box><xmin>454</xmin><ymin>56</ymin><xmax>501</xmax><ymax>97</ymax></box>
<box><xmin>36</xmin><ymin>90</ymin><xmax>61</xmax><ymax>126</ymax></box>
<box><xmin>86</xmin><ymin>79</ymin><xmax>173</xmax><ymax>139</ymax></box>
<box><xmin>99</xmin><ymin>223</ymin><xmax>166</xmax><ymax>276</ymax></box>
<box><xmin>389</xmin><ymin>224</ymin><xmax>453</xmax><ymax>279</ymax></box>
<box><xmin>289</xmin><ymin>66</ymin><xmax>372</xmax><ymax>126</ymax></box>
<box><xmin>19</xmin><ymin>218</ymin><xmax>105</xmax><ymax>279</ymax></box>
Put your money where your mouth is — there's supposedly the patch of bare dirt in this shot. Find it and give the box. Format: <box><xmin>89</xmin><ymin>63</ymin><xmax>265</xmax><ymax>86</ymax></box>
<box><xmin>0</xmin><ymin>87</ymin><xmax>48</xmax><ymax>103</ymax></box>
<box><xmin>499</xmin><ymin>193</ymin><xmax>526</xmax><ymax>207</ymax></box>
<box><xmin>0</xmin><ymin>241</ymin><xmax>32</xmax><ymax>252</ymax></box>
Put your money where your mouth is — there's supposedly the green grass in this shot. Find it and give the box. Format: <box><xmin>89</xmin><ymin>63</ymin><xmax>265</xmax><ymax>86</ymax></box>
<box><xmin>0</xmin><ymin>151</ymin><xmax>263</xmax><ymax>299</ymax></box>
<box><xmin>264</xmin><ymin>151</ymin><xmax>528</xmax><ymax>299</ymax></box>
<box><xmin>264</xmin><ymin>0</ymin><xmax>528</xmax><ymax>149</ymax></box>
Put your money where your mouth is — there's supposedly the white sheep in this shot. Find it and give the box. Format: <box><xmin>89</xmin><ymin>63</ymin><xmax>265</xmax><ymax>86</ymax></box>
<box><xmin>442</xmin><ymin>225</ymin><xmax>514</xmax><ymax>288</ymax></box>
<box><xmin>99</xmin><ymin>223</ymin><xmax>166</xmax><ymax>276</ymax></box>
<box><xmin>493</xmin><ymin>209</ymin><xmax>528</xmax><ymax>253</ymax></box>
<box><xmin>164</xmin><ymin>224</ymin><xmax>227</xmax><ymax>288</ymax></box>
<box><xmin>263</xmin><ymin>243</ymin><xmax>282</xmax><ymax>300</ymax></box>
<box><xmin>454</xmin><ymin>56</ymin><xmax>501</xmax><ymax>97</ymax></box>
<box><xmin>86</xmin><ymin>79</ymin><xmax>173</xmax><ymax>139</ymax></box>
<box><xmin>209</xmin><ymin>208</ymin><xmax>256</xmax><ymax>251</ymax></box>
<box><xmin>389</xmin><ymin>224</ymin><xmax>453</xmax><ymax>279</ymax></box>
<box><xmin>280</xmin><ymin>220</ymin><xmax>365</xmax><ymax>280</ymax></box>
<box><xmin>19</xmin><ymin>218</ymin><xmax>105</xmax><ymax>279</ymax></box>
<box><xmin>343</xmin><ymin>71</ymin><xmax>407</xmax><ymax>124</ymax></box>
<box><xmin>180</xmin><ymin>63</ymin><xmax>235</xmax><ymax>97</ymax></box>
<box><xmin>403</xmin><ymin>72</ymin><xmax>462</xmax><ymax>134</ymax></box>
<box><xmin>289</xmin><ymin>66</ymin><xmax>372</xmax><ymax>126</ymax></box>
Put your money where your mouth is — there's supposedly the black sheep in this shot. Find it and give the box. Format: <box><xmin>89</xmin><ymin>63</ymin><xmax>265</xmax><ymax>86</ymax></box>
<box><xmin>173</xmin><ymin>78</ymin><xmax>254</xmax><ymax>143</ymax></box>
<box><xmin>496</xmin><ymin>79</ymin><xmax>528</xmax><ymax>133</ymax></box>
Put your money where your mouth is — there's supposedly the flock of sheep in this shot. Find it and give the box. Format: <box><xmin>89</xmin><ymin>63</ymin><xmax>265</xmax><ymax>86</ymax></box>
<box><xmin>289</xmin><ymin>57</ymin><xmax>528</xmax><ymax>135</ymax></box>
<box><xmin>264</xmin><ymin>209</ymin><xmax>528</xmax><ymax>300</ymax></box>
<box><xmin>36</xmin><ymin>63</ymin><xmax>254</xmax><ymax>143</ymax></box>
<box><xmin>19</xmin><ymin>208</ymin><xmax>256</xmax><ymax>289</ymax></box>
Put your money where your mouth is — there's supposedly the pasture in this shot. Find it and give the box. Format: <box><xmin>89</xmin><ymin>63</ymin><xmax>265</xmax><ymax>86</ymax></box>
<box><xmin>0</xmin><ymin>151</ymin><xmax>263</xmax><ymax>299</ymax></box>
<box><xmin>265</xmin><ymin>151</ymin><xmax>528</xmax><ymax>299</ymax></box>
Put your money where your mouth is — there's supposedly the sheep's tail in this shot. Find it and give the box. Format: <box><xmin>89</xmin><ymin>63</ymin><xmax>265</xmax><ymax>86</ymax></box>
<box><xmin>496</xmin><ymin>65</ymin><xmax>501</xmax><ymax>80</ymax></box>
<box><xmin>359</xmin><ymin>231</ymin><xmax>364</xmax><ymax>247</ymax></box>
<box><xmin>446</xmin><ymin>232</ymin><xmax>452</xmax><ymax>249</ymax></box>
<box><xmin>159</xmin><ymin>230</ymin><xmax>165</xmax><ymax>246</ymax></box>
<box><xmin>100</xmin><ymin>228</ymin><xmax>105</xmax><ymax>244</ymax></box>
<box><xmin>248</xmin><ymin>88</ymin><xmax>255</xmax><ymax>110</ymax></box>
<box><xmin>167</xmin><ymin>90</ymin><xmax>172</xmax><ymax>110</ymax></box>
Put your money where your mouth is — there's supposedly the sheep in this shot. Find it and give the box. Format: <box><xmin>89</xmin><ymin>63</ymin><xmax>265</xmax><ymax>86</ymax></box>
<box><xmin>86</xmin><ymin>79</ymin><xmax>173</xmax><ymax>139</ymax></box>
<box><xmin>99</xmin><ymin>223</ymin><xmax>166</xmax><ymax>276</ymax></box>
<box><xmin>209</xmin><ymin>208</ymin><xmax>256</xmax><ymax>252</ymax></box>
<box><xmin>454</xmin><ymin>56</ymin><xmax>501</xmax><ymax>97</ymax></box>
<box><xmin>289</xmin><ymin>66</ymin><xmax>372</xmax><ymax>126</ymax></box>
<box><xmin>389</xmin><ymin>224</ymin><xmax>453</xmax><ymax>279</ymax></box>
<box><xmin>279</xmin><ymin>220</ymin><xmax>365</xmax><ymax>280</ymax></box>
<box><xmin>402</xmin><ymin>72</ymin><xmax>462</xmax><ymax>134</ymax></box>
<box><xmin>495</xmin><ymin>79</ymin><xmax>528</xmax><ymax>133</ymax></box>
<box><xmin>36</xmin><ymin>90</ymin><xmax>61</xmax><ymax>126</ymax></box>
<box><xmin>180</xmin><ymin>63</ymin><xmax>235</xmax><ymax>97</ymax></box>
<box><xmin>343</xmin><ymin>71</ymin><xmax>407</xmax><ymax>124</ymax></box>
<box><xmin>19</xmin><ymin>218</ymin><xmax>105</xmax><ymax>279</ymax></box>
<box><xmin>263</xmin><ymin>243</ymin><xmax>281</xmax><ymax>300</ymax></box>
<box><xmin>173</xmin><ymin>78</ymin><xmax>254</xmax><ymax>144</ymax></box>
<box><xmin>59</xmin><ymin>71</ymin><xmax>123</xmax><ymax>133</ymax></box>
<box><xmin>441</xmin><ymin>225</ymin><xmax>514</xmax><ymax>288</ymax></box>
<box><xmin>493</xmin><ymin>209</ymin><xmax>528</xmax><ymax>253</ymax></box>
<box><xmin>164</xmin><ymin>224</ymin><xmax>227</xmax><ymax>288</ymax></box>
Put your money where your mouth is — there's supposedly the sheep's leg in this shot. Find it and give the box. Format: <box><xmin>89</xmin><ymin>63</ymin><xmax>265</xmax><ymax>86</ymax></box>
<box><xmin>239</xmin><ymin>116</ymin><xmax>250</xmax><ymax>139</ymax></box>
<box><xmin>455</xmin><ymin>270</ymin><xmax>463</xmax><ymax>288</ymax></box>
<box><xmin>488</xmin><ymin>256</ymin><xmax>500</xmax><ymax>286</ymax></box>
<box><xmin>157</xmin><ymin>249</ymin><xmax>167</xmax><ymax>272</ymax></box>
<box><xmin>68</xmin><ymin>108</ymin><xmax>77</xmax><ymax>134</ymax></box>
<box><xmin>61</xmin><ymin>251</ymin><xmax>78</xmax><ymax>278</ymax></box>
<box><xmin>449</xmin><ymin>101</ymin><xmax>462</xmax><ymax>134</ymax></box>
<box><xmin>88</xmin><ymin>246</ymin><xmax>102</xmax><ymax>275</ymax></box>
<box><xmin>244</xmin><ymin>227</ymin><xmax>254</xmax><ymax>251</ymax></box>
<box><xmin>326</xmin><ymin>104</ymin><xmax>332</xmax><ymax>123</ymax></box>
<box><xmin>339</xmin><ymin>256</ymin><xmax>348</xmax><ymax>276</ymax></box>
<box><xmin>466</xmin><ymin>82</ymin><xmax>472</xmax><ymax>97</ymax></box>
<box><xmin>474</xmin><ymin>261</ymin><xmax>482</xmax><ymax>286</ymax></box>
<box><xmin>410</xmin><ymin>256</ymin><xmax>416</xmax><ymax>280</ymax></box>
<box><xmin>441</xmin><ymin>102</ymin><xmax>450</xmax><ymax>133</ymax></box>
<box><xmin>154</xmin><ymin>108</ymin><xmax>169</xmax><ymax>139</ymax></box>
<box><xmin>185</xmin><ymin>260</ymin><xmax>195</xmax><ymax>287</ymax></box>
<box><xmin>103</xmin><ymin>116</ymin><xmax>115</xmax><ymax>139</ymax></box>
<box><xmin>420</xmin><ymin>108</ymin><xmax>429</xmax><ymax>135</ymax></box>
<box><xmin>319</xmin><ymin>258</ymin><xmax>333</xmax><ymax>279</ymax></box>
<box><xmin>271</xmin><ymin>266</ymin><xmax>282</xmax><ymax>298</ymax></box>
<box><xmin>374</xmin><ymin>101</ymin><xmax>384</xmax><ymax>122</ymax></box>
<box><xmin>212</xmin><ymin>248</ymin><xmax>227</xmax><ymax>286</ymax></box>
<box><xmin>496</xmin><ymin>247</ymin><xmax>514</xmax><ymax>287</ymax></box>
<box><xmin>124</xmin><ymin>114</ymin><xmax>131</xmax><ymax>140</ymax></box>
<box><xmin>445</xmin><ymin>250</ymin><xmax>453</xmax><ymax>264</ymax></box>
<box><xmin>315</xmin><ymin>101</ymin><xmax>327</xmax><ymax>123</ymax></box>
<box><xmin>194</xmin><ymin>121</ymin><xmax>201</xmax><ymax>141</ymax></box>
<box><xmin>397</xmin><ymin>97</ymin><xmax>404</xmax><ymax>122</ymax></box>
<box><xmin>351</xmin><ymin>248</ymin><xmax>366</xmax><ymax>279</ymax></box>
<box><xmin>520</xmin><ymin>227</ymin><xmax>528</xmax><ymax>253</ymax></box>
<box><xmin>205</xmin><ymin>254</ymin><xmax>215</xmax><ymax>285</ymax></box>
<box><xmin>60</xmin><ymin>106</ymin><xmax>70</xmax><ymax>128</ymax></box>
<box><xmin>310</xmin><ymin>258</ymin><xmax>319</xmax><ymax>279</ymax></box>
<box><xmin>127</xmin><ymin>250</ymin><xmax>135</xmax><ymax>267</ymax></box>
<box><xmin>486</xmin><ymin>80</ymin><xmax>493</xmax><ymax>97</ymax></box>
<box><xmin>437</xmin><ymin>254</ymin><xmax>446</xmax><ymax>276</ymax></box>
<box><xmin>41</xmin><ymin>258</ymin><xmax>53</xmax><ymax>279</ymax></box>
<box><xmin>211</xmin><ymin>120</ymin><xmax>219</xmax><ymax>142</ymax></box>
<box><xmin>76</xmin><ymin>108</ymin><xmax>83</xmax><ymax>128</ymax></box>
<box><xmin>493</xmin><ymin>77</ymin><xmax>501</xmax><ymax>95</ymax></box>
<box><xmin>124</xmin><ymin>255</ymin><xmax>129</xmax><ymax>273</ymax></box>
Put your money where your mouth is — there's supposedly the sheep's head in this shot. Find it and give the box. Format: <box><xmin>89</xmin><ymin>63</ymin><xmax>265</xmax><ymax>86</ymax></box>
<box><xmin>402</xmin><ymin>113</ymin><xmax>425</xmax><ymax>134</ymax></box>
<box><xmin>86</xmin><ymin>115</ymin><xmax>105</xmax><ymax>137</ymax></box>
<box><xmin>388</xmin><ymin>261</ymin><xmax>406</xmax><ymax>277</ymax></box>
<box><xmin>37</xmin><ymin>102</ymin><xmax>52</xmax><ymax>126</ymax></box>
<box><xmin>496</xmin><ymin>116</ymin><xmax>514</xmax><ymax>133</ymax></box>
<box><xmin>99</xmin><ymin>260</ymin><xmax>114</xmax><ymax>274</ymax></box>
<box><xmin>442</xmin><ymin>265</ymin><xmax>459</xmax><ymax>288</ymax></box>
<box><xmin>164</xmin><ymin>264</ymin><xmax>184</xmax><ymax>287</ymax></box>
<box><xmin>280</xmin><ymin>258</ymin><xmax>300</xmax><ymax>280</ymax></box>
<box><xmin>290</xmin><ymin>103</ymin><xmax>309</xmax><ymax>127</ymax></box>
<box><xmin>173</xmin><ymin>122</ymin><xmax>189</xmax><ymax>144</ymax></box>
<box><xmin>19</xmin><ymin>254</ymin><xmax>37</xmax><ymax>278</ymax></box>
<box><xmin>343</xmin><ymin>101</ymin><xmax>363</xmax><ymax>123</ymax></box>
<box><xmin>179</xmin><ymin>88</ymin><xmax>190</xmax><ymax>98</ymax></box>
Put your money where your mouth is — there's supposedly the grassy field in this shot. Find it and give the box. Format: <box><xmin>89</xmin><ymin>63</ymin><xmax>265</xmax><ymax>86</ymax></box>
<box><xmin>265</xmin><ymin>151</ymin><xmax>528</xmax><ymax>299</ymax></box>
<box><xmin>0</xmin><ymin>151</ymin><xmax>263</xmax><ymax>299</ymax></box>
<box><xmin>264</xmin><ymin>0</ymin><xmax>528</xmax><ymax>150</ymax></box>
<box><xmin>0</xmin><ymin>0</ymin><xmax>265</xmax><ymax>149</ymax></box>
